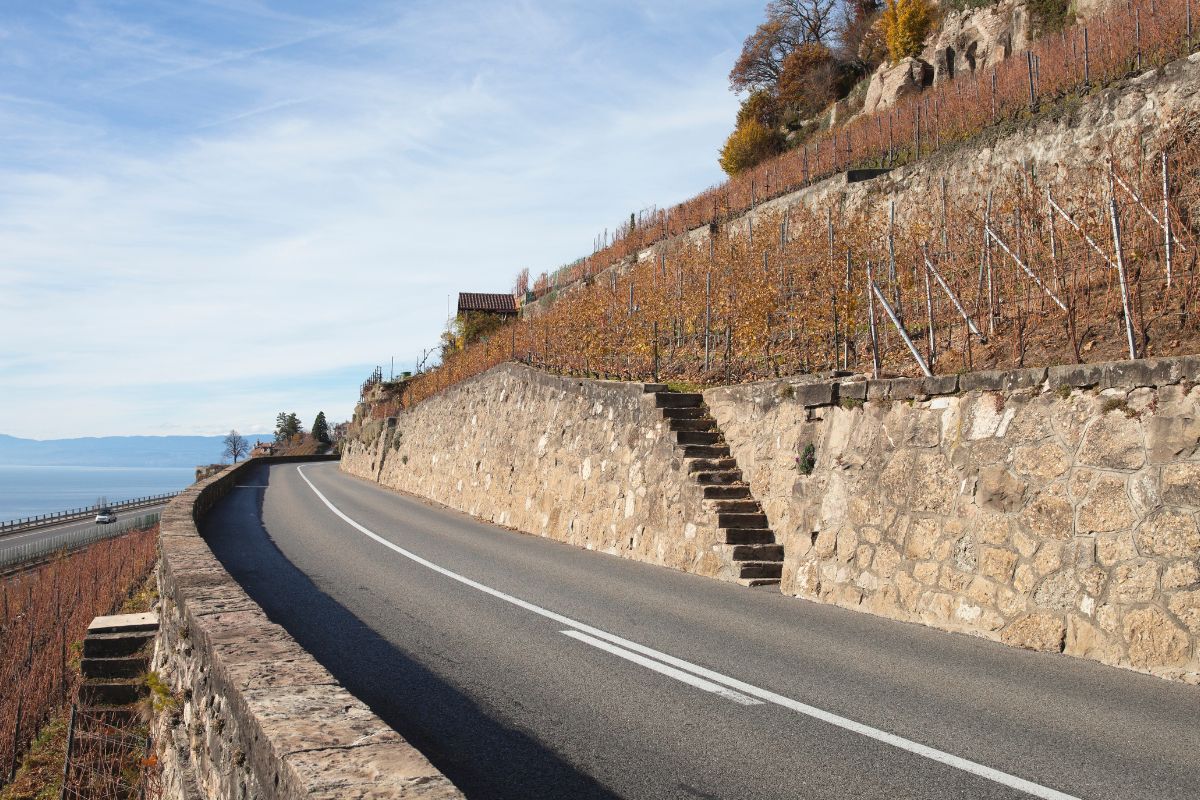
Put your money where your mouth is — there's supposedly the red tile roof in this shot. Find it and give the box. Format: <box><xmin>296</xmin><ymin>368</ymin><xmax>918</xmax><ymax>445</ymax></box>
<box><xmin>457</xmin><ymin>292</ymin><xmax>517</xmax><ymax>314</ymax></box>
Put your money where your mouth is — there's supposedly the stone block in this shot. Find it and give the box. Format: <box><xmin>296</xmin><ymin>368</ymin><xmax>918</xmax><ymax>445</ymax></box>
<box><xmin>795</xmin><ymin>382</ymin><xmax>836</xmax><ymax>407</ymax></box>
<box><xmin>1167</xmin><ymin>589</ymin><xmax>1200</xmax><ymax>633</ymax></box>
<box><xmin>1135</xmin><ymin>509</ymin><xmax>1200</xmax><ymax>557</ymax></box>
<box><xmin>975</xmin><ymin>465</ymin><xmax>1027</xmax><ymax>513</ymax></box>
<box><xmin>1111</xmin><ymin>561</ymin><xmax>1160</xmax><ymax>603</ymax></box>
<box><xmin>1175</xmin><ymin>354</ymin><xmax>1200</xmax><ymax>382</ymax></box>
<box><xmin>289</xmin><ymin>741</ymin><xmax>463</xmax><ymax>799</ymax></box>
<box><xmin>837</xmin><ymin>381</ymin><xmax>867</xmax><ymax>402</ymax></box>
<box><xmin>866</xmin><ymin>380</ymin><xmax>892</xmax><ymax>401</ymax></box>
<box><xmin>1103</xmin><ymin>358</ymin><xmax>1181</xmax><ymax>389</ymax></box>
<box><xmin>1003</xmin><ymin>367</ymin><xmax>1048</xmax><ymax>391</ymax></box>
<box><xmin>1161</xmin><ymin>463</ymin><xmax>1200</xmax><ymax>507</ymax></box>
<box><xmin>1146</xmin><ymin>415</ymin><xmax>1200</xmax><ymax>464</ymax></box>
<box><xmin>1048</xmin><ymin>363</ymin><xmax>1105</xmax><ymax>390</ymax></box>
<box><xmin>1078</xmin><ymin>412</ymin><xmax>1146</xmax><ymax>470</ymax></box>
<box><xmin>921</xmin><ymin>374</ymin><xmax>959</xmax><ymax>396</ymax></box>
<box><xmin>1076</xmin><ymin>472</ymin><xmax>1135</xmax><ymax>534</ymax></box>
<box><xmin>1001</xmin><ymin>612</ymin><xmax>1066</xmax><ymax>652</ymax></box>
<box><xmin>979</xmin><ymin>546</ymin><xmax>1019</xmax><ymax>582</ymax></box>
<box><xmin>888</xmin><ymin>378</ymin><xmax>922</xmax><ymax>400</ymax></box>
<box><xmin>960</xmin><ymin>369</ymin><xmax>1006</xmax><ymax>393</ymax></box>
<box><xmin>1123</xmin><ymin>606</ymin><xmax>1191</xmax><ymax>669</ymax></box>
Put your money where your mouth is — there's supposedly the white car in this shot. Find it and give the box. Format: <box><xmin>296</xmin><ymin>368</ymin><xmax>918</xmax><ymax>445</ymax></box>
<box><xmin>95</xmin><ymin>508</ymin><xmax>117</xmax><ymax>524</ymax></box>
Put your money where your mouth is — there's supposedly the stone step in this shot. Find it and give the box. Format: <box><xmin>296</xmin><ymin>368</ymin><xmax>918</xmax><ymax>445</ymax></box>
<box><xmin>87</xmin><ymin>612</ymin><xmax>158</xmax><ymax>635</ymax></box>
<box><xmin>660</xmin><ymin>406</ymin><xmax>709</xmax><ymax>420</ymax></box>
<box><xmin>667</xmin><ymin>418</ymin><xmax>717</xmax><ymax>432</ymax></box>
<box><xmin>736</xmin><ymin>561</ymin><xmax>783</xmax><ymax>580</ymax></box>
<box><xmin>81</xmin><ymin>655</ymin><xmax>149</xmax><ymax>681</ymax></box>
<box><xmin>718</xmin><ymin>512</ymin><xmax>769</xmax><ymax>529</ymax></box>
<box><xmin>723</xmin><ymin>528</ymin><xmax>776</xmax><ymax>544</ymax></box>
<box><xmin>679</xmin><ymin>444</ymin><xmax>730</xmax><ymax>459</ymax></box>
<box><xmin>702</xmin><ymin>485</ymin><xmax>753</xmax><ymax>500</ymax></box>
<box><xmin>83</xmin><ymin>631</ymin><xmax>154</xmax><ymax>659</ymax></box>
<box><xmin>729</xmin><ymin>543</ymin><xmax>784</xmax><ymax>561</ymax></box>
<box><xmin>686</xmin><ymin>458</ymin><xmax>738</xmax><ymax>473</ymax></box>
<box><xmin>737</xmin><ymin>577</ymin><xmax>782</xmax><ymax>588</ymax></box>
<box><xmin>675</xmin><ymin>430</ymin><xmax>722</xmax><ymax>446</ymax></box>
<box><xmin>655</xmin><ymin>393</ymin><xmax>703</xmax><ymax>408</ymax></box>
<box><xmin>705</xmin><ymin>499</ymin><xmax>762</xmax><ymax>514</ymax></box>
<box><xmin>79</xmin><ymin>680</ymin><xmax>148</xmax><ymax>707</ymax></box>
<box><xmin>692</xmin><ymin>470</ymin><xmax>744</xmax><ymax>485</ymax></box>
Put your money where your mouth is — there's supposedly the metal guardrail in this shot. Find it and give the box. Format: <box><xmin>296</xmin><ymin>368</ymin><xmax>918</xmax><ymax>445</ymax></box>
<box><xmin>0</xmin><ymin>512</ymin><xmax>161</xmax><ymax>572</ymax></box>
<box><xmin>0</xmin><ymin>492</ymin><xmax>179</xmax><ymax>535</ymax></box>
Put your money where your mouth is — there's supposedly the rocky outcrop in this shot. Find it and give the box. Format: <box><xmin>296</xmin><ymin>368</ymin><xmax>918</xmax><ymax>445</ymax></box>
<box><xmin>923</xmin><ymin>0</ymin><xmax>1032</xmax><ymax>84</ymax></box>
<box><xmin>859</xmin><ymin>56</ymin><xmax>935</xmax><ymax>118</ymax></box>
<box><xmin>706</xmin><ymin>355</ymin><xmax>1200</xmax><ymax>683</ymax></box>
<box><xmin>858</xmin><ymin>0</ymin><xmax>1033</xmax><ymax>116</ymax></box>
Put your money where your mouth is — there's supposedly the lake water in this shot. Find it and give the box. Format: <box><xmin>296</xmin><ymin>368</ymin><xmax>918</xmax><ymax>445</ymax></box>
<box><xmin>0</xmin><ymin>465</ymin><xmax>196</xmax><ymax>522</ymax></box>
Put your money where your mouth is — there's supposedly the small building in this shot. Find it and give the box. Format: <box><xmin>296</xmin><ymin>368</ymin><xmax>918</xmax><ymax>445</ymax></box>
<box><xmin>250</xmin><ymin>440</ymin><xmax>277</xmax><ymax>458</ymax></box>
<box><xmin>456</xmin><ymin>293</ymin><xmax>517</xmax><ymax>319</ymax></box>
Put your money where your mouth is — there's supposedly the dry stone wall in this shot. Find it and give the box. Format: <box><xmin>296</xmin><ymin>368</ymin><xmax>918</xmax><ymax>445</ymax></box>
<box><xmin>155</xmin><ymin>455</ymin><xmax>461</xmax><ymax>800</ymax></box>
<box><xmin>341</xmin><ymin>363</ymin><xmax>740</xmax><ymax>580</ymax></box>
<box><xmin>706</xmin><ymin>356</ymin><xmax>1200</xmax><ymax>682</ymax></box>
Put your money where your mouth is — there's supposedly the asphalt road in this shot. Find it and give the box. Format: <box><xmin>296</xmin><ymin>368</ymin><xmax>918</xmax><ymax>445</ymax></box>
<box><xmin>0</xmin><ymin>502</ymin><xmax>167</xmax><ymax>559</ymax></box>
<box><xmin>202</xmin><ymin>460</ymin><xmax>1200</xmax><ymax>800</ymax></box>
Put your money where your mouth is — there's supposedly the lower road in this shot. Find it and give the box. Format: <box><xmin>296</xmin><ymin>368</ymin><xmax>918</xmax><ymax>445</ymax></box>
<box><xmin>203</xmin><ymin>461</ymin><xmax>1199</xmax><ymax>800</ymax></box>
<box><xmin>0</xmin><ymin>503</ymin><xmax>167</xmax><ymax>564</ymax></box>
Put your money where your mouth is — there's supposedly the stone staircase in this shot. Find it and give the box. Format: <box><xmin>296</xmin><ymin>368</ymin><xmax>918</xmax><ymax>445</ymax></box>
<box><xmin>79</xmin><ymin>612</ymin><xmax>157</xmax><ymax>706</ymax></box>
<box><xmin>652</xmin><ymin>390</ymin><xmax>784</xmax><ymax>587</ymax></box>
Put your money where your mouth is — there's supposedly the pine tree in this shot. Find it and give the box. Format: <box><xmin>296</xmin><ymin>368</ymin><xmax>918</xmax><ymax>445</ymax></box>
<box><xmin>312</xmin><ymin>412</ymin><xmax>330</xmax><ymax>445</ymax></box>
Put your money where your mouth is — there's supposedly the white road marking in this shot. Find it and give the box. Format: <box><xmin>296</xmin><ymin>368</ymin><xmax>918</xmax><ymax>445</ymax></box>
<box><xmin>295</xmin><ymin>465</ymin><xmax>1081</xmax><ymax>800</ymax></box>
<box><xmin>562</xmin><ymin>630</ymin><xmax>762</xmax><ymax>705</ymax></box>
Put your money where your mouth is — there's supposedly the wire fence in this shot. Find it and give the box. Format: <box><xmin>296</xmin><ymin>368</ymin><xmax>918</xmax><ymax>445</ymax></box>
<box><xmin>0</xmin><ymin>526</ymin><xmax>159</xmax><ymax>787</ymax></box>
<box><xmin>60</xmin><ymin>705</ymin><xmax>160</xmax><ymax>800</ymax></box>
<box><xmin>1</xmin><ymin>494</ymin><xmax>178</xmax><ymax>535</ymax></box>
<box><xmin>531</xmin><ymin>0</ymin><xmax>1199</xmax><ymax>303</ymax></box>
<box><xmin>390</xmin><ymin>134</ymin><xmax>1200</xmax><ymax>406</ymax></box>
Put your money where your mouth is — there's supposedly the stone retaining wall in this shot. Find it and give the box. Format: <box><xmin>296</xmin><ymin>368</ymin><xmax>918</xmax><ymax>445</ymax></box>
<box><xmin>706</xmin><ymin>356</ymin><xmax>1200</xmax><ymax>682</ymax></box>
<box><xmin>154</xmin><ymin>455</ymin><xmax>462</xmax><ymax>800</ymax></box>
<box><xmin>341</xmin><ymin>363</ymin><xmax>739</xmax><ymax>579</ymax></box>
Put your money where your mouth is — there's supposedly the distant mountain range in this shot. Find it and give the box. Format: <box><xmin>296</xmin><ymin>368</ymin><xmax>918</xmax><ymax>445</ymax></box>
<box><xmin>0</xmin><ymin>433</ymin><xmax>267</xmax><ymax>468</ymax></box>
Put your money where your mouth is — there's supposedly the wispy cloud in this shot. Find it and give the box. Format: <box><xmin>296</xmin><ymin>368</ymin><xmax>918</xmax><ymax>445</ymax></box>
<box><xmin>0</xmin><ymin>0</ymin><xmax>754</xmax><ymax>438</ymax></box>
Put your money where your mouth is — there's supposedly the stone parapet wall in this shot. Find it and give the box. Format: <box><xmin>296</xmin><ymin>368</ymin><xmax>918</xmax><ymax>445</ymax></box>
<box><xmin>154</xmin><ymin>455</ymin><xmax>462</xmax><ymax>800</ymax></box>
<box><xmin>341</xmin><ymin>363</ymin><xmax>738</xmax><ymax>579</ymax></box>
<box><xmin>706</xmin><ymin>356</ymin><xmax>1200</xmax><ymax>682</ymax></box>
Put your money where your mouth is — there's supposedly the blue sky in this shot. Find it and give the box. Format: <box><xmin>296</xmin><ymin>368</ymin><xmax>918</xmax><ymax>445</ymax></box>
<box><xmin>0</xmin><ymin>1</ymin><xmax>756</xmax><ymax>439</ymax></box>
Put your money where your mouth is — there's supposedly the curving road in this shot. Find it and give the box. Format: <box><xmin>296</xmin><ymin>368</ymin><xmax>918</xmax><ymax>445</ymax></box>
<box><xmin>201</xmin><ymin>460</ymin><xmax>1200</xmax><ymax>800</ymax></box>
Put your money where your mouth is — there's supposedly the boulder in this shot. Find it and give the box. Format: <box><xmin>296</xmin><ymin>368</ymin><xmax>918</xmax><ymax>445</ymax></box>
<box><xmin>859</xmin><ymin>57</ymin><xmax>934</xmax><ymax>118</ymax></box>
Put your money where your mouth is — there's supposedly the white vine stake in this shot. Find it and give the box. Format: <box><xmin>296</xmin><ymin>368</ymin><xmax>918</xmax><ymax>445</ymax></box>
<box><xmin>1108</xmin><ymin>165</ymin><xmax>1138</xmax><ymax>360</ymax></box>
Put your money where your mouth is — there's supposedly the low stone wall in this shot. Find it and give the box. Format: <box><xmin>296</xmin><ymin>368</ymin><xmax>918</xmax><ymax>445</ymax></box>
<box><xmin>341</xmin><ymin>363</ymin><xmax>738</xmax><ymax>579</ymax></box>
<box><xmin>706</xmin><ymin>356</ymin><xmax>1200</xmax><ymax>682</ymax></box>
<box><xmin>154</xmin><ymin>455</ymin><xmax>462</xmax><ymax>800</ymax></box>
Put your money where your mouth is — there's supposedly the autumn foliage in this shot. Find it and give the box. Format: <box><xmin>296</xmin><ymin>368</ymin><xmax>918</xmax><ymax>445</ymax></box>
<box><xmin>0</xmin><ymin>527</ymin><xmax>159</xmax><ymax>784</ymax></box>
<box><xmin>882</xmin><ymin>0</ymin><xmax>934</xmax><ymax>62</ymax></box>
<box><xmin>388</xmin><ymin>0</ymin><xmax>1199</xmax><ymax>411</ymax></box>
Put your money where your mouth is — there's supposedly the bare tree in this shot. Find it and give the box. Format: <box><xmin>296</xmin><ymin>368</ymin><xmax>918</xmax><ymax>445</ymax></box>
<box><xmin>223</xmin><ymin>430</ymin><xmax>249</xmax><ymax>463</ymax></box>
<box><xmin>730</xmin><ymin>0</ymin><xmax>841</xmax><ymax>93</ymax></box>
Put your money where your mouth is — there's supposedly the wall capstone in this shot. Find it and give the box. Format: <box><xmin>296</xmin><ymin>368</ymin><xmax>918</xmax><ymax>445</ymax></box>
<box><xmin>154</xmin><ymin>455</ymin><xmax>463</xmax><ymax>799</ymax></box>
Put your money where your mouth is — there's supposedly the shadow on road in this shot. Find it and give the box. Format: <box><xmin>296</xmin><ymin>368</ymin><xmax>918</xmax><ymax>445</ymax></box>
<box><xmin>202</xmin><ymin>463</ymin><xmax>620</xmax><ymax>800</ymax></box>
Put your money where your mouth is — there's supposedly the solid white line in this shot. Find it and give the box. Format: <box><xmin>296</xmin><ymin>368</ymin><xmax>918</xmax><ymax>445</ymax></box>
<box><xmin>294</xmin><ymin>465</ymin><xmax>1081</xmax><ymax>800</ymax></box>
<box><xmin>562</xmin><ymin>630</ymin><xmax>762</xmax><ymax>706</ymax></box>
